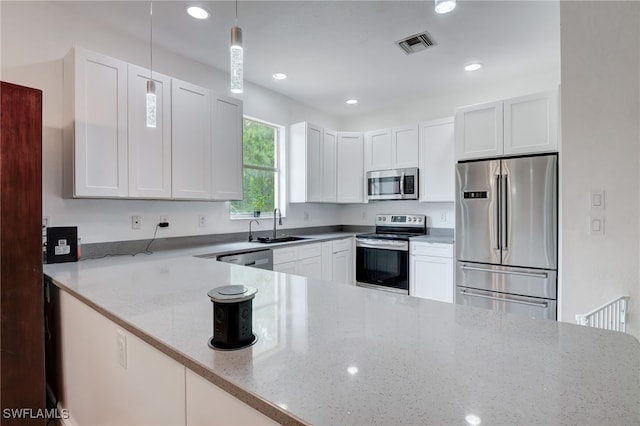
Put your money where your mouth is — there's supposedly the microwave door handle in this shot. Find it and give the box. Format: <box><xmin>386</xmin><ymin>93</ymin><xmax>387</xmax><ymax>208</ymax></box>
<box><xmin>400</xmin><ymin>172</ymin><xmax>405</xmax><ymax>198</ymax></box>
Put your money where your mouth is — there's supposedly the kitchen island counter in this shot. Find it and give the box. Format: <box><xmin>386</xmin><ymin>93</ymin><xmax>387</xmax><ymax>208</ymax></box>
<box><xmin>44</xmin><ymin>253</ymin><xmax>639</xmax><ymax>425</ymax></box>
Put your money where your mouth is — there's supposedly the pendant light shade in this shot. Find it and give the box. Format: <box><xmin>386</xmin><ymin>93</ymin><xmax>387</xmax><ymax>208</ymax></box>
<box><xmin>146</xmin><ymin>80</ymin><xmax>157</xmax><ymax>128</ymax></box>
<box><xmin>230</xmin><ymin>0</ymin><xmax>243</xmax><ymax>94</ymax></box>
<box><xmin>435</xmin><ymin>0</ymin><xmax>456</xmax><ymax>14</ymax></box>
<box><xmin>230</xmin><ymin>25</ymin><xmax>243</xmax><ymax>94</ymax></box>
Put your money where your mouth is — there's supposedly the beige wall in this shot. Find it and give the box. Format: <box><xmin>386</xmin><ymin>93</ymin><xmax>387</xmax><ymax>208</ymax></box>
<box><xmin>560</xmin><ymin>1</ymin><xmax>640</xmax><ymax>338</ymax></box>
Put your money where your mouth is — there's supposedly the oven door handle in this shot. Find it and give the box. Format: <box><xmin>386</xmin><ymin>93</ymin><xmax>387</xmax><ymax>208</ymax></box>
<box><xmin>355</xmin><ymin>238</ymin><xmax>408</xmax><ymax>251</ymax></box>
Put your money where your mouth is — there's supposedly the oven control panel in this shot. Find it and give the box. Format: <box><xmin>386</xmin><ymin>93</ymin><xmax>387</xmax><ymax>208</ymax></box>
<box><xmin>375</xmin><ymin>214</ymin><xmax>425</xmax><ymax>225</ymax></box>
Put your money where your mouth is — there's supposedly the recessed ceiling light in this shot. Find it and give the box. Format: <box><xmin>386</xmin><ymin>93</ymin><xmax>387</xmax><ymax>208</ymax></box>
<box><xmin>435</xmin><ymin>0</ymin><xmax>456</xmax><ymax>14</ymax></box>
<box><xmin>186</xmin><ymin>6</ymin><xmax>210</xmax><ymax>20</ymax></box>
<box><xmin>272</xmin><ymin>72</ymin><xmax>287</xmax><ymax>80</ymax></box>
<box><xmin>464</xmin><ymin>63</ymin><xmax>483</xmax><ymax>72</ymax></box>
<box><xmin>346</xmin><ymin>99</ymin><xmax>359</xmax><ymax>105</ymax></box>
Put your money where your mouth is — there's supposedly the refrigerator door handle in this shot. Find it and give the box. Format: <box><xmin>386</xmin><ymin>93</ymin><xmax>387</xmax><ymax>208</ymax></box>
<box><xmin>459</xmin><ymin>289</ymin><xmax>549</xmax><ymax>308</ymax></box>
<box><xmin>460</xmin><ymin>264</ymin><xmax>549</xmax><ymax>279</ymax></box>
<box><xmin>502</xmin><ymin>173</ymin><xmax>509</xmax><ymax>252</ymax></box>
<box><xmin>495</xmin><ymin>174</ymin><xmax>502</xmax><ymax>250</ymax></box>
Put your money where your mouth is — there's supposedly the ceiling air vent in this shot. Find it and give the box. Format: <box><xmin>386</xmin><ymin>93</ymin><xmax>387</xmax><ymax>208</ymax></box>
<box><xmin>395</xmin><ymin>31</ymin><xmax>437</xmax><ymax>55</ymax></box>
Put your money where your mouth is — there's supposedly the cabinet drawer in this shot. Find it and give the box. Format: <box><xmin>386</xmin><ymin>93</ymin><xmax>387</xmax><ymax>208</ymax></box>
<box><xmin>332</xmin><ymin>238</ymin><xmax>351</xmax><ymax>253</ymax></box>
<box><xmin>273</xmin><ymin>247</ymin><xmax>297</xmax><ymax>264</ymax></box>
<box><xmin>297</xmin><ymin>243</ymin><xmax>322</xmax><ymax>260</ymax></box>
<box><xmin>410</xmin><ymin>242</ymin><xmax>453</xmax><ymax>258</ymax></box>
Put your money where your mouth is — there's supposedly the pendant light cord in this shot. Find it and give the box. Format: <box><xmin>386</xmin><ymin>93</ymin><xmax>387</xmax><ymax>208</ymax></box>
<box><xmin>235</xmin><ymin>0</ymin><xmax>238</xmax><ymax>24</ymax></box>
<box><xmin>149</xmin><ymin>1</ymin><xmax>153</xmax><ymax>80</ymax></box>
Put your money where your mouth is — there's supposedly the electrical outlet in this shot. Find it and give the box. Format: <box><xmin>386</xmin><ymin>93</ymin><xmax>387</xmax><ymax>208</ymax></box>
<box><xmin>159</xmin><ymin>215</ymin><xmax>168</xmax><ymax>224</ymax></box>
<box><xmin>303</xmin><ymin>211</ymin><xmax>309</xmax><ymax>221</ymax></box>
<box><xmin>116</xmin><ymin>330</ymin><xmax>127</xmax><ymax>369</ymax></box>
<box><xmin>42</xmin><ymin>216</ymin><xmax>50</xmax><ymax>237</ymax></box>
<box><xmin>198</xmin><ymin>215</ymin><xmax>206</xmax><ymax>227</ymax></box>
<box><xmin>361</xmin><ymin>211</ymin><xmax>367</xmax><ymax>220</ymax></box>
<box><xmin>439</xmin><ymin>212</ymin><xmax>447</xmax><ymax>222</ymax></box>
<box><xmin>132</xmin><ymin>215</ymin><xmax>142</xmax><ymax>230</ymax></box>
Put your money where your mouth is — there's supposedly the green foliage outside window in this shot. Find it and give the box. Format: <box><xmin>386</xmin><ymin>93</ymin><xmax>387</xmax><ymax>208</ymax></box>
<box><xmin>230</xmin><ymin>119</ymin><xmax>278</xmax><ymax>216</ymax></box>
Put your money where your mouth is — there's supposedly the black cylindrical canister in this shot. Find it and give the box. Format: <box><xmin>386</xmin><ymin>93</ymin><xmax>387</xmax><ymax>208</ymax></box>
<box><xmin>207</xmin><ymin>285</ymin><xmax>258</xmax><ymax>350</ymax></box>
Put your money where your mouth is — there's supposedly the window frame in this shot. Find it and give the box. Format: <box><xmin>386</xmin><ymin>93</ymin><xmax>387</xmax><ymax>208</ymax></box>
<box><xmin>230</xmin><ymin>116</ymin><xmax>286</xmax><ymax>220</ymax></box>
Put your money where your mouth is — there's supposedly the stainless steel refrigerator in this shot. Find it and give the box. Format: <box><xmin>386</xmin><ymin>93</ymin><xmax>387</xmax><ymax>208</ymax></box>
<box><xmin>455</xmin><ymin>154</ymin><xmax>558</xmax><ymax>320</ymax></box>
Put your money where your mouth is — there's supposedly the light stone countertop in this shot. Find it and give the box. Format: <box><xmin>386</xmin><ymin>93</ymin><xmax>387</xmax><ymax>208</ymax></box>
<box><xmin>44</xmin><ymin>237</ymin><xmax>639</xmax><ymax>425</ymax></box>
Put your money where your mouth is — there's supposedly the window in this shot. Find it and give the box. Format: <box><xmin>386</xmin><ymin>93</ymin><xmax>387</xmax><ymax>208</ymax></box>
<box><xmin>230</xmin><ymin>118</ymin><xmax>282</xmax><ymax>218</ymax></box>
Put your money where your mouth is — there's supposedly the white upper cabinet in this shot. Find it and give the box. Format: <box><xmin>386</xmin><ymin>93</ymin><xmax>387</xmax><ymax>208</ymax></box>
<box><xmin>127</xmin><ymin>65</ymin><xmax>172</xmax><ymax>199</ymax></box>
<box><xmin>503</xmin><ymin>90</ymin><xmax>558</xmax><ymax>155</ymax></box>
<box><xmin>392</xmin><ymin>125</ymin><xmax>419</xmax><ymax>168</ymax></box>
<box><xmin>322</xmin><ymin>129</ymin><xmax>338</xmax><ymax>202</ymax></box>
<box><xmin>289</xmin><ymin>122</ymin><xmax>336</xmax><ymax>203</ymax></box>
<box><xmin>211</xmin><ymin>95</ymin><xmax>243</xmax><ymax>200</ymax></box>
<box><xmin>290</xmin><ymin>122</ymin><xmax>322</xmax><ymax>203</ymax></box>
<box><xmin>419</xmin><ymin>118</ymin><xmax>455</xmax><ymax>202</ymax></box>
<box><xmin>171</xmin><ymin>79</ymin><xmax>212</xmax><ymax>200</ymax></box>
<box><xmin>364</xmin><ymin>129</ymin><xmax>392</xmax><ymax>171</ymax></box>
<box><xmin>455</xmin><ymin>101</ymin><xmax>503</xmax><ymax>160</ymax></box>
<box><xmin>365</xmin><ymin>126</ymin><xmax>418</xmax><ymax>171</ymax></box>
<box><xmin>337</xmin><ymin>132</ymin><xmax>365</xmax><ymax>203</ymax></box>
<box><xmin>64</xmin><ymin>47</ymin><xmax>128</xmax><ymax>197</ymax></box>
<box><xmin>455</xmin><ymin>90</ymin><xmax>559</xmax><ymax>160</ymax></box>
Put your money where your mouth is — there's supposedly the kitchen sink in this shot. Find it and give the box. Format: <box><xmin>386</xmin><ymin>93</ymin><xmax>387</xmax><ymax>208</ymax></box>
<box><xmin>255</xmin><ymin>236</ymin><xmax>311</xmax><ymax>244</ymax></box>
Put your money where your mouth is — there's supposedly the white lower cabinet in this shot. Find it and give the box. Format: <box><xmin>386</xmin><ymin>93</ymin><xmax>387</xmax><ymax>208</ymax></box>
<box><xmin>332</xmin><ymin>249</ymin><xmax>352</xmax><ymax>285</ymax></box>
<box><xmin>273</xmin><ymin>243</ymin><xmax>323</xmax><ymax>280</ymax></box>
<box><xmin>186</xmin><ymin>369</ymin><xmax>278</xmax><ymax>425</ymax></box>
<box><xmin>55</xmin><ymin>289</ymin><xmax>278</xmax><ymax>426</ymax></box>
<box><xmin>274</xmin><ymin>239</ymin><xmax>353</xmax><ymax>283</ymax></box>
<box><xmin>410</xmin><ymin>242</ymin><xmax>454</xmax><ymax>303</ymax></box>
<box><xmin>320</xmin><ymin>238</ymin><xmax>354</xmax><ymax>284</ymax></box>
<box><xmin>297</xmin><ymin>255</ymin><xmax>323</xmax><ymax>280</ymax></box>
<box><xmin>56</xmin><ymin>289</ymin><xmax>186</xmax><ymax>425</ymax></box>
<box><xmin>273</xmin><ymin>261</ymin><xmax>297</xmax><ymax>274</ymax></box>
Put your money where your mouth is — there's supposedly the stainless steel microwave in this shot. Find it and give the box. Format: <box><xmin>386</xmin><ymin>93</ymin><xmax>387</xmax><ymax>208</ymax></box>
<box><xmin>366</xmin><ymin>168</ymin><xmax>419</xmax><ymax>201</ymax></box>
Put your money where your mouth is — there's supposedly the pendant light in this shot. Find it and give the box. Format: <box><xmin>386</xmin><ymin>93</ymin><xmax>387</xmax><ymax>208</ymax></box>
<box><xmin>230</xmin><ymin>0</ymin><xmax>243</xmax><ymax>94</ymax></box>
<box><xmin>435</xmin><ymin>0</ymin><xmax>456</xmax><ymax>14</ymax></box>
<box><xmin>146</xmin><ymin>1</ymin><xmax>157</xmax><ymax>128</ymax></box>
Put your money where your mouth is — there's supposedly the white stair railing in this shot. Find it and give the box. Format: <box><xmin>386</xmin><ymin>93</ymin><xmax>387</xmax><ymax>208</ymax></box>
<box><xmin>575</xmin><ymin>296</ymin><xmax>630</xmax><ymax>332</ymax></box>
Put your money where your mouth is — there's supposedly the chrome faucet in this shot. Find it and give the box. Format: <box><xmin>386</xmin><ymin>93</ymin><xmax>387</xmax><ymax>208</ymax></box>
<box><xmin>248</xmin><ymin>219</ymin><xmax>259</xmax><ymax>242</ymax></box>
<box><xmin>273</xmin><ymin>208</ymin><xmax>282</xmax><ymax>239</ymax></box>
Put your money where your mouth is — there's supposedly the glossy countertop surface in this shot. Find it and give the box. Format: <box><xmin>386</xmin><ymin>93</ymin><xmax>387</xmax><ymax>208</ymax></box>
<box><xmin>44</xmin><ymin>241</ymin><xmax>639</xmax><ymax>425</ymax></box>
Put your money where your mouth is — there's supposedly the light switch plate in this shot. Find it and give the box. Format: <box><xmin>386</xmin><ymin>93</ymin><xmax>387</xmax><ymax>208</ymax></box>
<box><xmin>589</xmin><ymin>190</ymin><xmax>604</xmax><ymax>210</ymax></box>
<box><xmin>588</xmin><ymin>215</ymin><xmax>604</xmax><ymax>236</ymax></box>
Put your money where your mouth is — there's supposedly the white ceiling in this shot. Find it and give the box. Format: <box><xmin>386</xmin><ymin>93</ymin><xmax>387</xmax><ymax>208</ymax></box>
<box><xmin>61</xmin><ymin>1</ymin><xmax>561</xmax><ymax>118</ymax></box>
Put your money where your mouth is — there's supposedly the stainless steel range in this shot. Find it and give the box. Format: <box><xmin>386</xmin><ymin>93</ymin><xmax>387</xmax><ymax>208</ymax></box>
<box><xmin>355</xmin><ymin>214</ymin><xmax>426</xmax><ymax>294</ymax></box>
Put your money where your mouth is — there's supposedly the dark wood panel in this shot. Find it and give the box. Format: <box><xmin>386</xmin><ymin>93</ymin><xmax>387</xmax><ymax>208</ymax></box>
<box><xmin>1</xmin><ymin>81</ymin><xmax>45</xmax><ymax>425</ymax></box>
